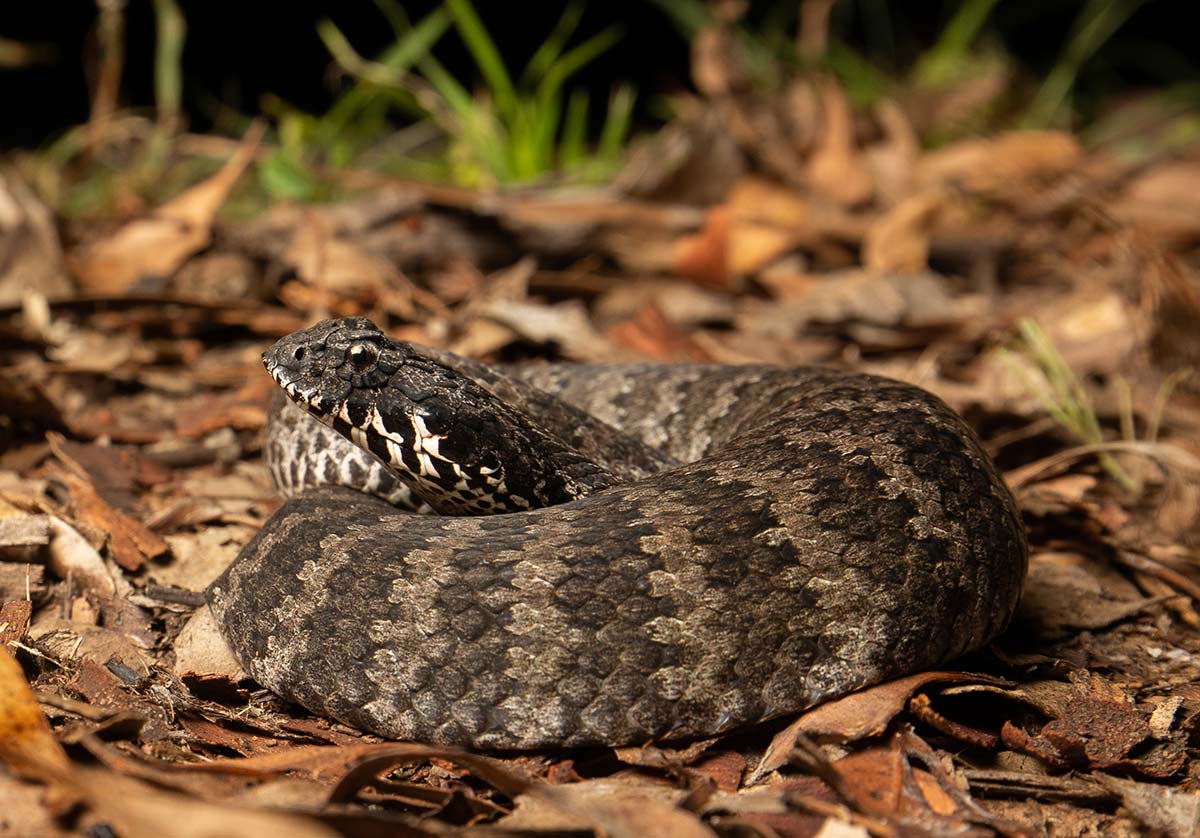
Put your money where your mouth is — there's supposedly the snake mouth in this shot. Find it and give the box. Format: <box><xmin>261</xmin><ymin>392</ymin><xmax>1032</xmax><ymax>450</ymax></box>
<box><xmin>268</xmin><ymin>366</ymin><xmax>301</xmax><ymax>398</ymax></box>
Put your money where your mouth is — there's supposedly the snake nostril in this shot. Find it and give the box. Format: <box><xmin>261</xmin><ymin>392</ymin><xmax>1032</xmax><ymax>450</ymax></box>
<box><xmin>293</xmin><ymin>346</ymin><xmax>307</xmax><ymax>363</ymax></box>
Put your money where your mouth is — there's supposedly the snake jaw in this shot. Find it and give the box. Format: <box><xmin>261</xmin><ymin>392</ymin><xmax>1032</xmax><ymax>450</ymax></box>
<box><xmin>263</xmin><ymin>317</ymin><xmax>389</xmax><ymax>422</ymax></box>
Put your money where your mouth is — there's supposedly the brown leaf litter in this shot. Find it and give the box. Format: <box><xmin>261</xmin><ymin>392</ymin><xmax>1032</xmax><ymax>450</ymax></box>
<box><xmin>2</xmin><ymin>69</ymin><xmax>1200</xmax><ymax>837</ymax></box>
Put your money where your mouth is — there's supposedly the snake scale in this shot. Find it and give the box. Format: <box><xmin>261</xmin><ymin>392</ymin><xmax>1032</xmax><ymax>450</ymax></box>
<box><xmin>207</xmin><ymin>316</ymin><xmax>1027</xmax><ymax>749</ymax></box>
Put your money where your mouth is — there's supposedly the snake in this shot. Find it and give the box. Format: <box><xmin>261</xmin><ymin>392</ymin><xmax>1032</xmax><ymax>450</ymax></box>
<box><xmin>206</xmin><ymin>316</ymin><xmax>1027</xmax><ymax>750</ymax></box>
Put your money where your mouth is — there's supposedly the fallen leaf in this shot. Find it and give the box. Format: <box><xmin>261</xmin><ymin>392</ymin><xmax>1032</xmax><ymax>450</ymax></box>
<box><xmin>861</xmin><ymin>189</ymin><xmax>944</xmax><ymax>273</ymax></box>
<box><xmin>674</xmin><ymin>204</ymin><xmax>732</xmax><ymax>287</ymax></box>
<box><xmin>499</xmin><ymin>777</ymin><xmax>717</xmax><ymax>838</ymax></box>
<box><xmin>0</xmin><ymin>646</ymin><xmax>74</xmax><ymax>781</ymax></box>
<box><xmin>174</xmin><ymin>605</ymin><xmax>247</xmax><ymax>683</ymax></box>
<box><xmin>999</xmin><ymin>672</ymin><xmax>1188</xmax><ymax>778</ymax></box>
<box><xmin>58</xmin><ymin>469</ymin><xmax>168</xmax><ymax>572</ymax></box>
<box><xmin>725</xmin><ymin>177</ymin><xmax>813</xmax><ymax>276</ymax></box>
<box><xmin>1095</xmin><ymin>774</ymin><xmax>1200</xmax><ymax>838</ymax></box>
<box><xmin>605</xmin><ymin>302</ymin><xmax>713</xmax><ymax>361</ymax></box>
<box><xmin>750</xmin><ymin>672</ymin><xmax>1010</xmax><ymax>783</ymax></box>
<box><xmin>0</xmin><ymin>169</ymin><xmax>74</xmax><ymax>305</ymax></box>
<box><xmin>806</xmin><ymin>77</ymin><xmax>873</xmax><ymax>207</ymax></box>
<box><xmin>751</xmin><ymin>268</ymin><xmax>984</xmax><ymax>333</ymax></box>
<box><xmin>28</xmin><ymin>619</ymin><xmax>152</xmax><ymax>684</ymax></box>
<box><xmin>917</xmin><ymin>130</ymin><xmax>1081</xmax><ymax>194</ymax></box>
<box><xmin>284</xmin><ymin>213</ymin><xmax>409</xmax><ymax>310</ymax></box>
<box><xmin>1115</xmin><ymin>162</ymin><xmax>1200</xmax><ymax>244</ymax></box>
<box><xmin>45</xmin><ymin>516</ymin><xmax>115</xmax><ymax>597</ymax></box>
<box><xmin>1</xmin><ymin>645</ymin><xmax>340</xmax><ymax>837</ymax></box>
<box><xmin>0</xmin><ymin>501</ymin><xmax>49</xmax><ymax>548</ymax></box>
<box><xmin>482</xmin><ymin>298</ymin><xmax>633</xmax><ymax>362</ymax></box>
<box><xmin>67</xmin><ymin>124</ymin><xmax>263</xmax><ymax>295</ymax></box>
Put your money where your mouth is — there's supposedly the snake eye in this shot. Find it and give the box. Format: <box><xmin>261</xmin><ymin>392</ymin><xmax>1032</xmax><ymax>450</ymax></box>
<box><xmin>347</xmin><ymin>342</ymin><xmax>379</xmax><ymax>370</ymax></box>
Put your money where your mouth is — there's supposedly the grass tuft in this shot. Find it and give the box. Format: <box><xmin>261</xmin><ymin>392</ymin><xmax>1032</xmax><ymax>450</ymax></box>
<box><xmin>1001</xmin><ymin>318</ymin><xmax>1139</xmax><ymax>493</ymax></box>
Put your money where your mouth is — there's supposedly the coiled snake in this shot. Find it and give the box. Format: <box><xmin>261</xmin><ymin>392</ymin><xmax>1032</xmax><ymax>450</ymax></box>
<box><xmin>207</xmin><ymin>317</ymin><xmax>1026</xmax><ymax>749</ymax></box>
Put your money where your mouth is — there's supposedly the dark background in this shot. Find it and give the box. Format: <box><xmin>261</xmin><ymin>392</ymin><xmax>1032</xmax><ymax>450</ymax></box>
<box><xmin>1</xmin><ymin>1</ymin><xmax>1195</xmax><ymax>148</ymax></box>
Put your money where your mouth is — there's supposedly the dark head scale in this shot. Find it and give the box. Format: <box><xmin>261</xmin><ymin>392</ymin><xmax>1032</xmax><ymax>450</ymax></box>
<box><xmin>263</xmin><ymin>317</ymin><xmax>391</xmax><ymax>419</ymax></box>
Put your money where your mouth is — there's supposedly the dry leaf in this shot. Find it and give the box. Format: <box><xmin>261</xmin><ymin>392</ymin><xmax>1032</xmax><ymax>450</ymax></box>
<box><xmin>861</xmin><ymin>189</ymin><xmax>944</xmax><ymax>273</ymax></box>
<box><xmin>174</xmin><ymin>605</ymin><xmax>247</xmax><ymax>682</ymax></box>
<box><xmin>917</xmin><ymin>130</ymin><xmax>1081</xmax><ymax>193</ymax></box>
<box><xmin>806</xmin><ymin>77</ymin><xmax>873</xmax><ymax>206</ymax></box>
<box><xmin>674</xmin><ymin>204</ymin><xmax>732</xmax><ymax>286</ymax></box>
<box><xmin>68</xmin><ymin>124</ymin><xmax>263</xmax><ymax>295</ymax></box>
<box><xmin>59</xmin><ymin>470</ymin><xmax>168</xmax><ymax>572</ymax></box>
<box><xmin>0</xmin><ymin>169</ymin><xmax>74</xmax><ymax>305</ymax></box>
<box><xmin>45</xmin><ymin>516</ymin><xmax>116</xmax><ymax>598</ymax></box>
<box><xmin>1116</xmin><ymin>162</ymin><xmax>1200</xmax><ymax>243</ymax></box>
<box><xmin>750</xmin><ymin>672</ymin><xmax>1008</xmax><ymax>783</ymax></box>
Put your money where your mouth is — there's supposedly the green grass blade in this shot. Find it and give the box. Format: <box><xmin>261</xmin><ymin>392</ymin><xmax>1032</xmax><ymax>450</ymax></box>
<box><xmin>520</xmin><ymin>2</ymin><xmax>584</xmax><ymax>88</ymax></box>
<box><xmin>914</xmin><ymin>0</ymin><xmax>1002</xmax><ymax>85</ymax></box>
<box><xmin>560</xmin><ymin>89</ymin><xmax>589</xmax><ymax>168</ymax></box>
<box><xmin>415</xmin><ymin>51</ymin><xmax>474</xmax><ymax>119</ymax></box>
<box><xmin>824</xmin><ymin>40</ymin><xmax>892</xmax><ymax>105</ymax></box>
<box><xmin>643</xmin><ymin>0</ymin><xmax>709</xmax><ymax>38</ymax></box>
<box><xmin>536</xmin><ymin>25</ymin><xmax>622</xmax><ymax>107</ymax></box>
<box><xmin>598</xmin><ymin>83</ymin><xmax>635</xmax><ymax>161</ymax></box>
<box><xmin>444</xmin><ymin>0</ymin><xmax>518</xmax><ymax>119</ymax></box>
<box><xmin>371</xmin><ymin>0</ymin><xmax>408</xmax><ymax>36</ymax></box>
<box><xmin>152</xmin><ymin>0</ymin><xmax>185</xmax><ymax>130</ymax></box>
<box><xmin>1024</xmin><ymin>0</ymin><xmax>1146</xmax><ymax>128</ymax></box>
<box><xmin>315</xmin><ymin>9</ymin><xmax>450</xmax><ymax>148</ymax></box>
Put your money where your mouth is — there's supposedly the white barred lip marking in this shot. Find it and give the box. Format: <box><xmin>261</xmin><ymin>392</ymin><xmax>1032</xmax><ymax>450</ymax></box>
<box><xmin>385</xmin><ymin>438</ymin><xmax>406</xmax><ymax>467</ymax></box>
<box><xmin>416</xmin><ymin>451</ymin><xmax>439</xmax><ymax>479</ymax></box>
<box><xmin>412</xmin><ymin>414</ymin><xmax>449</xmax><ymax>460</ymax></box>
<box><xmin>369</xmin><ymin>406</ymin><xmax>408</xmax><ymax>447</ymax></box>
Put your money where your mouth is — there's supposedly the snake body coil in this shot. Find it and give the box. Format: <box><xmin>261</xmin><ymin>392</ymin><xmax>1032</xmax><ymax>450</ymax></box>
<box><xmin>207</xmin><ymin>317</ymin><xmax>1026</xmax><ymax>749</ymax></box>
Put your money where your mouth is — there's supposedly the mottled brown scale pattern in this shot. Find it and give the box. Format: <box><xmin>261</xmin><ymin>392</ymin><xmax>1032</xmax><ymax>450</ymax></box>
<box><xmin>208</xmin><ymin>318</ymin><xmax>1027</xmax><ymax>749</ymax></box>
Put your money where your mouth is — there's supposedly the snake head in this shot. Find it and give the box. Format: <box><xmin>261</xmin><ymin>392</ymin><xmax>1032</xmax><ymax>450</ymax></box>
<box><xmin>263</xmin><ymin>317</ymin><xmax>392</xmax><ymax>420</ymax></box>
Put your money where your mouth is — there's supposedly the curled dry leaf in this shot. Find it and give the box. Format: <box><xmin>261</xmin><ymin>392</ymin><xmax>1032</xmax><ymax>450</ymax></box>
<box><xmin>806</xmin><ymin>77</ymin><xmax>873</xmax><ymax>207</ymax></box>
<box><xmin>861</xmin><ymin>189</ymin><xmax>945</xmax><ymax>274</ymax></box>
<box><xmin>749</xmin><ymin>672</ymin><xmax>1010</xmax><ymax>784</ymax></box>
<box><xmin>917</xmin><ymin>130</ymin><xmax>1081</xmax><ymax>194</ymax></box>
<box><xmin>674</xmin><ymin>204</ymin><xmax>732</xmax><ymax>287</ymax></box>
<box><xmin>1115</xmin><ymin>162</ymin><xmax>1200</xmax><ymax>244</ymax></box>
<box><xmin>284</xmin><ymin>213</ymin><xmax>426</xmax><ymax>319</ymax></box>
<box><xmin>482</xmin><ymin>298</ymin><xmax>634</xmax><ymax>362</ymax></box>
<box><xmin>998</xmin><ymin>673</ymin><xmax>1188</xmax><ymax>779</ymax></box>
<box><xmin>173</xmin><ymin>605</ymin><xmax>247</xmax><ymax>683</ymax></box>
<box><xmin>45</xmin><ymin>516</ymin><xmax>116</xmax><ymax>598</ymax></box>
<box><xmin>0</xmin><ymin>646</ymin><xmax>73</xmax><ymax>782</ymax></box>
<box><xmin>57</xmin><ymin>470</ymin><xmax>168</xmax><ymax>572</ymax></box>
<box><xmin>67</xmin><ymin>124</ymin><xmax>264</xmax><ymax>295</ymax></box>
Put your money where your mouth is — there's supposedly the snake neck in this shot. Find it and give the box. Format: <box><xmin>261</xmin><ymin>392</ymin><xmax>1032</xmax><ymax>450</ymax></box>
<box><xmin>261</xmin><ymin>317</ymin><xmax>663</xmax><ymax>515</ymax></box>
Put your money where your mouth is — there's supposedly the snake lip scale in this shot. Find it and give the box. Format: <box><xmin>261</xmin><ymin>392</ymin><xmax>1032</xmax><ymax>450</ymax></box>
<box><xmin>207</xmin><ymin>316</ymin><xmax>1028</xmax><ymax>750</ymax></box>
